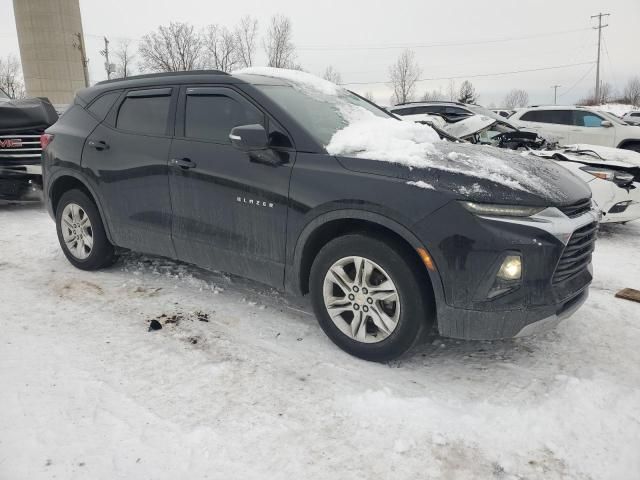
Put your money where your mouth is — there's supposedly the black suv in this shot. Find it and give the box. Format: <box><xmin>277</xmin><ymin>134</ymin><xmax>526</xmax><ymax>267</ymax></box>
<box><xmin>42</xmin><ymin>69</ymin><xmax>598</xmax><ymax>361</ymax></box>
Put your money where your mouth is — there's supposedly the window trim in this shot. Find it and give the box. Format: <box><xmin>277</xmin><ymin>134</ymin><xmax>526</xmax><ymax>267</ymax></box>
<box><xmin>112</xmin><ymin>87</ymin><xmax>176</xmax><ymax>137</ymax></box>
<box><xmin>86</xmin><ymin>90</ymin><xmax>122</xmax><ymax>121</ymax></box>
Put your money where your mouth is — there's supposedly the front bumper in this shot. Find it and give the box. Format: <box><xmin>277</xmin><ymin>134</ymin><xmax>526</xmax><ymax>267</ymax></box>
<box><xmin>594</xmin><ymin>181</ymin><xmax>640</xmax><ymax>224</ymax></box>
<box><xmin>0</xmin><ymin>165</ymin><xmax>42</xmax><ymax>201</ymax></box>
<box><xmin>414</xmin><ymin>202</ymin><xmax>598</xmax><ymax>340</ymax></box>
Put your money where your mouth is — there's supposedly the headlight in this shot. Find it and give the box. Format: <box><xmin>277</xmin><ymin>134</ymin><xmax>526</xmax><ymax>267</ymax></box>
<box><xmin>460</xmin><ymin>201</ymin><xmax>545</xmax><ymax>217</ymax></box>
<box><xmin>580</xmin><ymin>166</ymin><xmax>634</xmax><ymax>185</ymax></box>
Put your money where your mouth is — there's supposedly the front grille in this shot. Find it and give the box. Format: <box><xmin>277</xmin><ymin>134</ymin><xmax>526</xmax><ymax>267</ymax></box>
<box><xmin>553</xmin><ymin>222</ymin><xmax>598</xmax><ymax>284</ymax></box>
<box><xmin>557</xmin><ymin>198</ymin><xmax>592</xmax><ymax>218</ymax></box>
<box><xmin>0</xmin><ymin>134</ymin><xmax>42</xmax><ymax>167</ymax></box>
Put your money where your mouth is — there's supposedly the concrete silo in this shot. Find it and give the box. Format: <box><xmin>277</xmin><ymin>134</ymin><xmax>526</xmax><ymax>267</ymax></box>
<box><xmin>13</xmin><ymin>0</ymin><xmax>89</xmax><ymax>104</ymax></box>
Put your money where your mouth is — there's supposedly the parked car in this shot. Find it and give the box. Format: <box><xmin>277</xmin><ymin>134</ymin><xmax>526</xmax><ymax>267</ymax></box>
<box><xmin>0</xmin><ymin>94</ymin><xmax>58</xmax><ymax>201</ymax></box>
<box><xmin>510</xmin><ymin>106</ymin><xmax>640</xmax><ymax>152</ymax></box>
<box><xmin>622</xmin><ymin>111</ymin><xmax>640</xmax><ymax>126</ymax></box>
<box><xmin>42</xmin><ymin>69</ymin><xmax>598</xmax><ymax>361</ymax></box>
<box><xmin>388</xmin><ymin>101</ymin><xmax>476</xmax><ymax>123</ymax></box>
<box><xmin>428</xmin><ymin>113</ymin><xmax>640</xmax><ymax>224</ymax></box>
<box><xmin>492</xmin><ymin>109</ymin><xmax>515</xmax><ymax>118</ymax></box>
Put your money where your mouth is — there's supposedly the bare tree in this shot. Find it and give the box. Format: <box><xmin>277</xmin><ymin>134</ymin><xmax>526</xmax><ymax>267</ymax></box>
<box><xmin>623</xmin><ymin>76</ymin><xmax>640</xmax><ymax>107</ymax></box>
<box><xmin>235</xmin><ymin>15</ymin><xmax>258</xmax><ymax>68</ymax></box>
<box><xmin>458</xmin><ymin>80</ymin><xmax>478</xmax><ymax>104</ymax></box>
<box><xmin>138</xmin><ymin>22</ymin><xmax>204</xmax><ymax>72</ymax></box>
<box><xmin>323</xmin><ymin>65</ymin><xmax>342</xmax><ymax>84</ymax></box>
<box><xmin>0</xmin><ymin>55</ymin><xmax>25</xmax><ymax>99</ymax></box>
<box><xmin>389</xmin><ymin>49</ymin><xmax>421</xmax><ymax>105</ymax></box>
<box><xmin>503</xmin><ymin>89</ymin><xmax>529</xmax><ymax>109</ymax></box>
<box><xmin>363</xmin><ymin>91</ymin><xmax>375</xmax><ymax>102</ymax></box>
<box><xmin>263</xmin><ymin>15</ymin><xmax>297</xmax><ymax>69</ymax></box>
<box><xmin>421</xmin><ymin>88</ymin><xmax>444</xmax><ymax>101</ymax></box>
<box><xmin>204</xmin><ymin>25</ymin><xmax>239</xmax><ymax>72</ymax></box>
<box><xmin>113</xmin><ymin>40</ymin><xmax>135</xmax><ymax>78</ymax></box>
<box><xmin>447</xmin><ymin>79</ymin><xmax>456</xmax><ymax>101</ymax></box>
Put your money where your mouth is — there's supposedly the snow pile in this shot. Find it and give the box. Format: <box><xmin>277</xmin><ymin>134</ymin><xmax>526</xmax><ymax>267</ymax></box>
<box><xmin>407</xmin><ymin>180</ymin><xmax>435</xmax><ymax>190</ymax></box>
<box><xmin>326</xmin><ymin>105</ymin><xmax>441</xmax><ymax>166</ymax></box>
<box><xmin>596</xmin><ymin>103</ymin><xmax>635</xmax><ymax>117</ymax></box>
<box><xmin>233</xmin><ymin>66</ymin><xmax>341</xmax><ymax>96</ymax></box>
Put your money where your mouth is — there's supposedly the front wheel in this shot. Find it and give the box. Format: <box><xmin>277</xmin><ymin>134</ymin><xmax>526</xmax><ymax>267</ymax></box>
<box><xmin>55</xmin><ymin>189</ymin><xmax>116</xmax><ymax>270</ymax></box>
<box><xmin>309</xmin><ymin>234</ymin><xmax>433</xmax><ymax>362</ymax></box>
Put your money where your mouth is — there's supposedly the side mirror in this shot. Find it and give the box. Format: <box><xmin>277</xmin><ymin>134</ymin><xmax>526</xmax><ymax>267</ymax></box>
<box><xmin>601</xmin><ymin>120</ymin><xmax>613</xmax><ymax>128</ymax></box>
<box><xmin>229</xmin><ymin>124</ymin><xmax>268</xmax><ymax>151</ymax></box>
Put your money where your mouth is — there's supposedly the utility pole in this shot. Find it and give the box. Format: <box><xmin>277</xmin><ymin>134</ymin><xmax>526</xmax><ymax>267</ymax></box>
<box><xmin>591</xmin><ymin>12</ymin><xmax>609</xmax><ymax>104</ymax></box>
<box><xmin>72</xmin><ymin>32</ymin><xmax>90</xmax><ymax>87</ymax></box>
<box><xmin>100</xmin><ymin>36</ymin><xmax>113</xmax><ymax>80</ymax></box>
<box><xmin>551</xmin><ymin>85</ymin><xmax>561</xmax><ymax>105</ymax></box>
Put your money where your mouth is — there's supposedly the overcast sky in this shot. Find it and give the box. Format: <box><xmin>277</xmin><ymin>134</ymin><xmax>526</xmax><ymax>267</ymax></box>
<box><xmin>1</xmin><ymin>0</ymin><xmax>638</xmax><ymax>106</ymax></box>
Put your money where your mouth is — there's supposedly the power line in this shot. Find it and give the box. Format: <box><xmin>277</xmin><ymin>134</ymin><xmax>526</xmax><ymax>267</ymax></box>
<box><xmin>298</xmin><ymin>27</ymin><xmax>591</xmax><ymax>51</ymax></box>
<box><xmin>559</xmin><ymin>63</ymin><xmax>595</xmax><ymax>98</ymax></box>
<box><xmin>339</xmin><ymin>61</ymin><xmax>596</xmax><ymax>86</ymax></box>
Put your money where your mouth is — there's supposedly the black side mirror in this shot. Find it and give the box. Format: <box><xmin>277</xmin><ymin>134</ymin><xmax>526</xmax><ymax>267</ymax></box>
<box><xmin>229</xmin><ymin>124</ymin><xmax>268</xmax><ymax>151</ymax></box>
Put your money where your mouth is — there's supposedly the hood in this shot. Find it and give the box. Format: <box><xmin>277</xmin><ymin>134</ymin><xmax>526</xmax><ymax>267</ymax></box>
<box><xmin>0</xmin><ymin>97</ymin><xmax>59</xmax><ymax>133</ymax></box>
<box><xmin>337</xmin><ymin>142</ymin><xmax>591</xmax><ymax>206</ymax></box>
<box><xmin>440</xmin><ymin>115</ymin><xmax>496</xmax><ymax>139</ymax></box>
<box><xmin>556</xmin><ymin>144</ymin><xmax>640</xmax><ymax>168</ymax></box>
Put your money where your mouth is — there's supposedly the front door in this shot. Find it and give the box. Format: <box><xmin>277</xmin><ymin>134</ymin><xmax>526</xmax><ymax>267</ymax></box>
<box><xmin>168</xmin><ymin>86</ymin><xmax>294</xmax><ymax>287</ymax></box>
<box><xmin>569</xmin><ymin>111</ymin><xmax>614</xmax><ymax>146</ymax></box>
<box><xmin>82</xmin><ymin>87</ymin><xmax>176</xmax><ymax>258</ymax></box>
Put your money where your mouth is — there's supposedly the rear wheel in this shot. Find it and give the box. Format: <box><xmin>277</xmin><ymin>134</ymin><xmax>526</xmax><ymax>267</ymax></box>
<box><xmin>56</xmin><ymin>189</ymin><xmax>116</xmax><ymax>270</ymax></box>
<box><xmin>309</xmin><ymin>234</ymin><xmax>432</xmax><ymax>361</ymax></box>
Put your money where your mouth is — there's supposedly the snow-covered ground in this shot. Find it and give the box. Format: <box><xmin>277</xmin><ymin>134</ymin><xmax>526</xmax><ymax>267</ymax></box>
<box><xmin>597</xmin><ymin>103</ymin><xmax>636</xmax><ymax>118</ymax></box>
<box><xmin>1</xmin><ymin>204</ymin><xmax>640</xmax><ymax>480</ymax></box>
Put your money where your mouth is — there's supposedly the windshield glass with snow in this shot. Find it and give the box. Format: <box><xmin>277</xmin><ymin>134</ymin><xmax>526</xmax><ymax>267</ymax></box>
<box><xmin>255</xmin><ymin>84</ymin><xmax>391</xmax><ymax>145</ymax></box>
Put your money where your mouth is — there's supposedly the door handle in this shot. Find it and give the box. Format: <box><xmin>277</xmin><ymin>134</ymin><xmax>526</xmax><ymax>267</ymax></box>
<box><xmin>87</xmin><ymin>140</ymin><xmax>109</xmax><ymax>151</ymax></box>
<box><xmin>170</xmin><ymin>157</ymin><xmax>196</xmax><ymax>169</ymax></box>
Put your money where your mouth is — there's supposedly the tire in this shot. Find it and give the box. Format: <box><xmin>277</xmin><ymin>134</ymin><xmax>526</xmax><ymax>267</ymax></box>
<box><xmin>309</xmin><ymin>233</ymin><xmax>433</xmax><ymax>362</ymax></box>
<box><xmin>55</xmin><ymin>189</ymin><xmax>116</xmax><ymax>270</ymax></box>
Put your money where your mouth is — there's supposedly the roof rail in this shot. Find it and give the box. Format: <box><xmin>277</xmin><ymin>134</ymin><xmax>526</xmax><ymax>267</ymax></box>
<box><xmin>96</xmin><ymin>70</ymin><xmax>229</xmax><ymax>86</ymax></box>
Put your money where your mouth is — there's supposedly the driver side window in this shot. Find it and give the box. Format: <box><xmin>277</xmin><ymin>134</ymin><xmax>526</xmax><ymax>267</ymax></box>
<box><xmin>574</xmin><ymin>111</ymin><xmax>603</xmax><ymax>128</ymax></box>
<box><xmin>185</xmin><ymin>92</ymin><xmax>264</xmax><ymax>143</ymax></box>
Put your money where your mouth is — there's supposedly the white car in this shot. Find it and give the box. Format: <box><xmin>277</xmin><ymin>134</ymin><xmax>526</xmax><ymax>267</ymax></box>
<box><xmin>510</xmin><ymin>106</ymin><xmax>640</xmax><ymax>152</ymax></box>
<box><xmin>622</xmin><ymin>111</ymin><xmax>640</xmax><ymax>126</ymax></box>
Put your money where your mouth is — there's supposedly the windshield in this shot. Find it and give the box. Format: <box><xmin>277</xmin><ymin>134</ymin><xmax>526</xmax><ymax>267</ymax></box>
<box><xmin>597</xmin><ymin>110</ymin><xmax>627</xmax><ymax>125</ymax></box>
<box><xmin>255</xmin><ymin>84</ymin><xmax>391</xmax><ymax>146</ymax></box>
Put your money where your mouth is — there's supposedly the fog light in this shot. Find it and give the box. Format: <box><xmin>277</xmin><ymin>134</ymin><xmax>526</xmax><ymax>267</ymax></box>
<box><xmin>497</xmin><ymin>255</ymin><xmax>521</xmax><ymax>281</ymax></box>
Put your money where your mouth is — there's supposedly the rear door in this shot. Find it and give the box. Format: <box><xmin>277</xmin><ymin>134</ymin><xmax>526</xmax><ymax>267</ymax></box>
<box><xmin>517</xmin><ymin>109</ymin><xmax>573</xmax><ymax>145</ymax></box>
<box><xmin>569</xmin><ymin>110</ymin><xmax>614</xmax><ymax>146</ymax></box>
<box><xmin>82</xmin><ymin>87</ymin><xmax>176</xmax><ymax>258</ymax></box>
<box><xmin>168</xmin><ymin>86</ymin><xmax>295</xmax><ymax>287</ymax></box>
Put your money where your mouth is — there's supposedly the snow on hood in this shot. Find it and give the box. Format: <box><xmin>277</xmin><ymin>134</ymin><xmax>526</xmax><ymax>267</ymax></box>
<box><xmin>326</xmin><ymin>106</ymin><xmax>562</xmax><ymax>196</ymax></box>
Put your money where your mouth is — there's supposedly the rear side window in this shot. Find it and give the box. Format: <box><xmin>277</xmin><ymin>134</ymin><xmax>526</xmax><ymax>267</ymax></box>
<box><xmin>574</xmin><ymin>111</ymin><xmax>603</xmax><ymax>127</ymax></box>
<box><xmin>116</xmin><ymin>92</ymin><xmax>171</xmax><ymax>135</ymax></box>
<box><xmin>185</xmin><ymin>93</ymin><xmax>263</xmax><ymax>143</ymax></box>
<box><xmin>631</xmin><ymin>113</ymin><xmax>640</xmax><ymax>117</ymax></box>
<box><xmin>520</xmin><ymin>110</ymin><xmax>572</xmax><ymax>125</ymax></box>
<box><xmin>87</xmin><ymin>91</ymin><xmax>120</xmax><ymax>120</ymax></box>
<box><xmin>391</xmin><ymin>107</ymin><xmax>416</xmax><ymax>116</ymax></box>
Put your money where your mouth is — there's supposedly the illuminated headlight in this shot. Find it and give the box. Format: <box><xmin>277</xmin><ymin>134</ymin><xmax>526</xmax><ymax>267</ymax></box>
<box><xmin>460</xmin><ymin>201</ymin><xmax>544</xmax><ymax>217</ymax></box>
<box><xmin>497</xmin><ymin>255</ymin><xmax>522</xmax><ymax>281</ymax></box>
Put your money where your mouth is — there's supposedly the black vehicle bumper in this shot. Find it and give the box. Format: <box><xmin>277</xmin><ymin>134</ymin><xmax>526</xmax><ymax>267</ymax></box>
<box><xmin>437</xmin><ymin>280</ymin><xmax>589</xmax><ymax>340</ymax></box>
<box><xmin>0</xmin><ymin>167</ymin><xmax>42</xmax><ymax>202</ymax></box>
<box><xmin>415</xmin><ymin>202</ymin><xmax>599</xmax><ymax>340</ymax></box>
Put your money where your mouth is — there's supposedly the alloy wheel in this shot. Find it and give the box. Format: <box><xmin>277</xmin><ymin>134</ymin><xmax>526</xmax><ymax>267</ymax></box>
<box><xmin>60</xmin><ymin>203</ymin><xmax>94</xmax><ymax>260</ymax></box>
